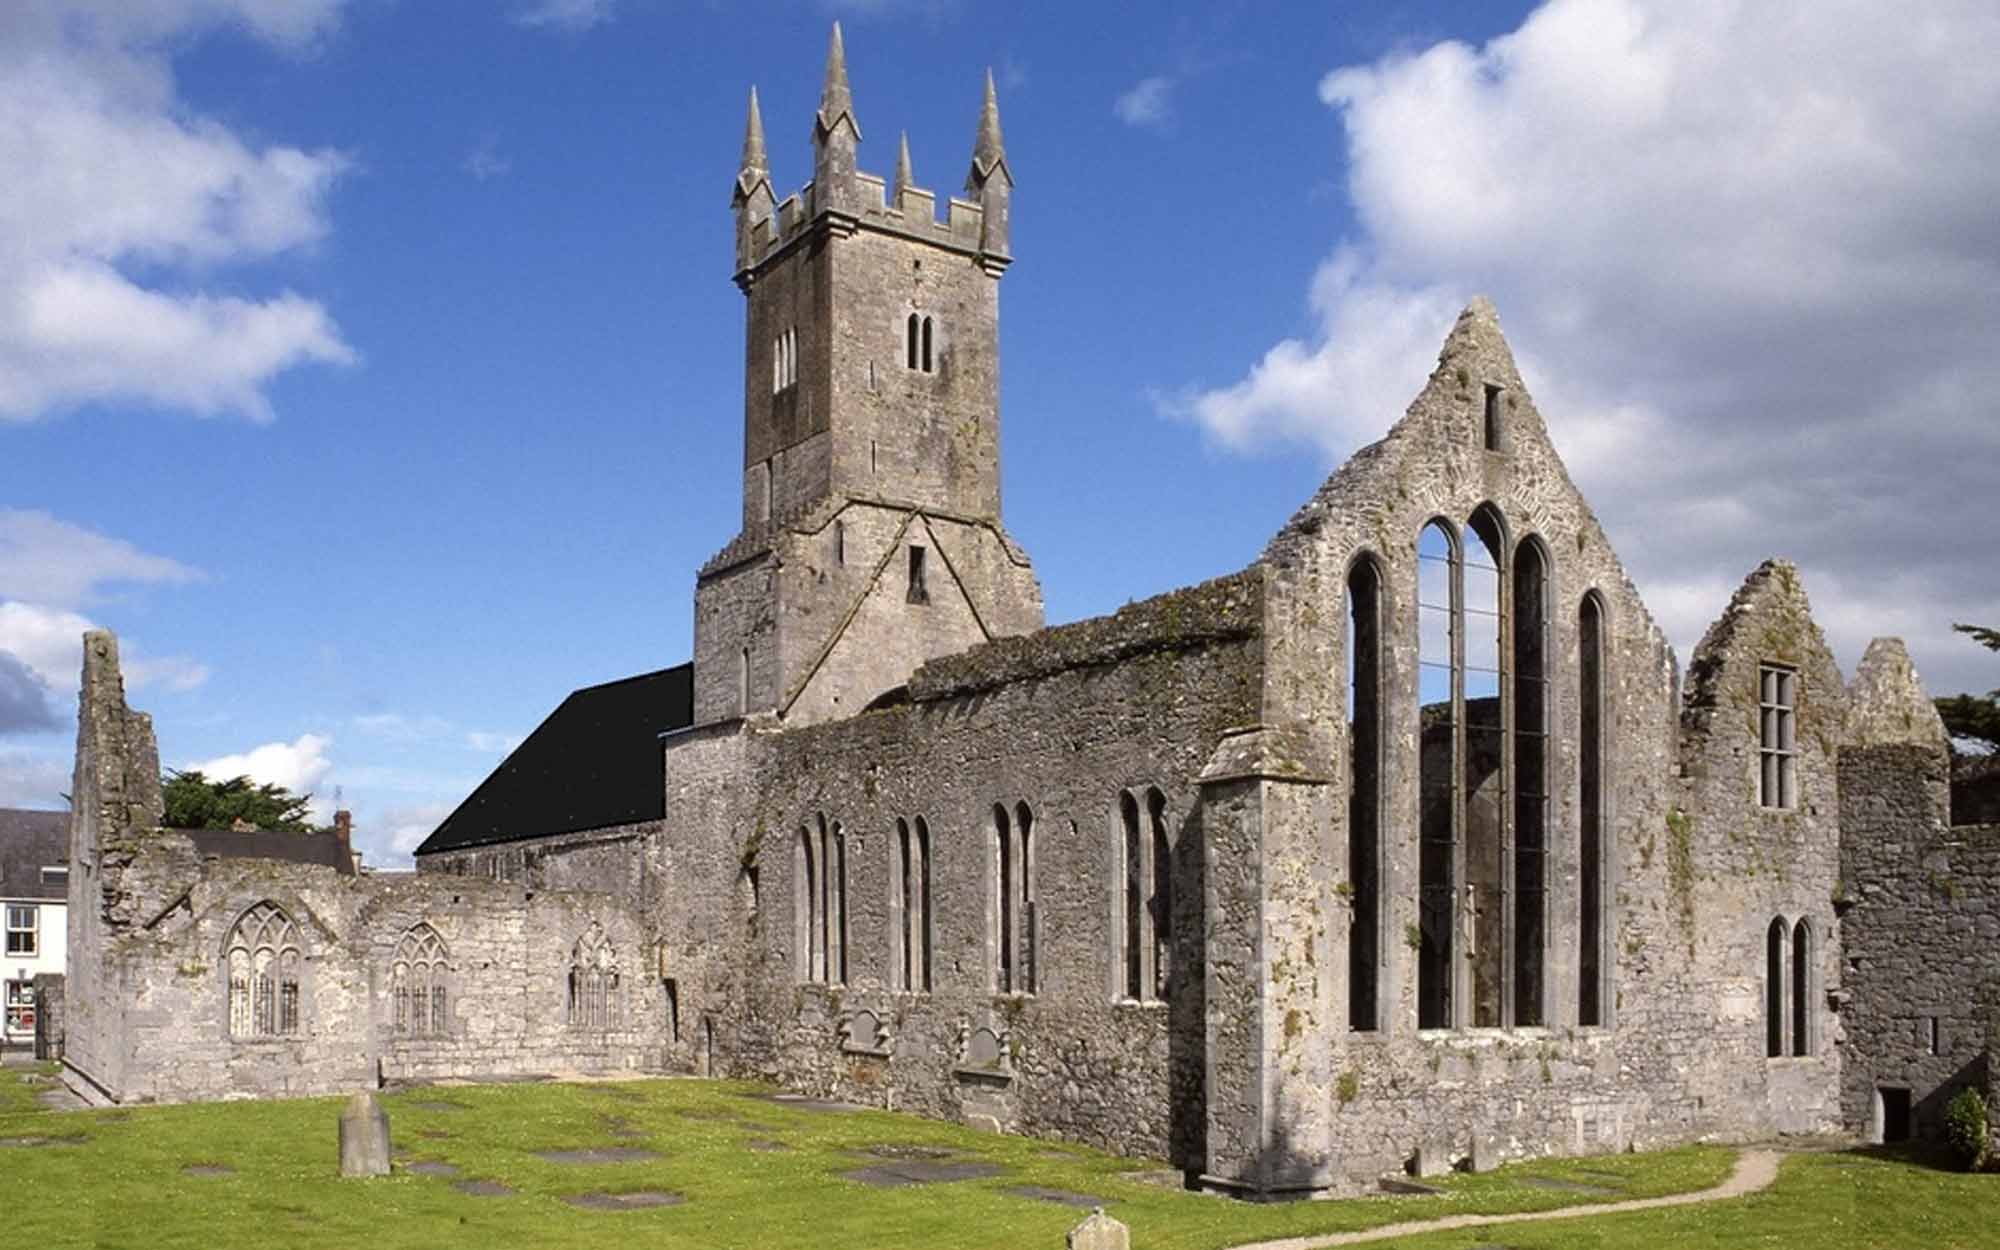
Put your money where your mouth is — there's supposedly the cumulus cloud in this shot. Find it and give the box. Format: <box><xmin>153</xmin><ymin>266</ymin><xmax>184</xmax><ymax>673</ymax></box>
<box><xmin>379</xmin><ymin>801</ymin><xmax>454</xmax><ymax>860</ymax></box>
<box><xmin>0</xmin><ymin>510</ymin><xmax>203</xmax><ymax>609</ymax></box>
<box><xmin>1170</xmin><ymin>0</ymin><xmax>2000</xmax><ymax>695</ymax></box>
<box><xmin>0</xmin><ymin>2</ymin><xmax>355</xmax><ymax>423</ymax></box>
<box><xmin>0</xmin><ymin>602</ymin><xmax>209</xmax><ymax>698</ymax></box>
<box><xmin>512</xmin><ymin>0</ymin><xmax>614</xmax><ymax>31</ymax></box>
<box><xmin>0</xmin><ymin>653</ymin><xmax>60</xmax><ymax>736</ymax></box>
<box><xmin>190</xmin><ymin>733</ymin><xmax>334</xmax><ymax>799</ymax></box>
<box><xmin>1114</xmin><ymin>76</ymin><xmax>1175</xmax><ymax>128</ymax></box>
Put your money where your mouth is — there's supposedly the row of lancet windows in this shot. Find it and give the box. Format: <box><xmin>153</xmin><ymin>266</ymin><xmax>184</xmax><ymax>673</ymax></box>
<box><xmin>224</xmin><ymin>901</ymin><xmax>621</xmax><ymax>1040</ymax></box>
<box><xmin>1345</xmin><ymin>507</ymin><xmax>1612</xmax><ymax>1034</ymax></box>
<box><xmin>1766</xmin><ymin>916</ymin><xmax>1816</xmax><ymax>1057</ymax></box>
<box><xmin>795</xmin><ymin>796</ymin><xmax>1184</xmax><ymax>1002</ymax></box>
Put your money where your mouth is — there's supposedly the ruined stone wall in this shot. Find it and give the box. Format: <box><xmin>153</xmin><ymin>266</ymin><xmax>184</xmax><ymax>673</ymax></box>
<box><xmin>1673</xmin><ymin>561</ymin><xmax>1847</xmax><ymax>1138</ymax></box>
<box><xmin>1840</xmin><ymin>739</ymin><xmax>1999</xmax><ymax>1142</ymax></box>
<box><xmin>1243</xmin><ymin>301</ymin><xmax>1739</xmax><ymax>1187</ymax></box>
<box><xmin>722</xmin><ymin>571</ymin><xmax>1264</xmax><ymax>1163</ymax></box>
<box><xmin>74</xmin><ymin>835</ymin><xmax>662</xmax><ymax>1102</ymax></box>
<box><xmin>1954</xmin><ymin>754</ymin><xmax>2000</xmax><ymax>827</ymax></box>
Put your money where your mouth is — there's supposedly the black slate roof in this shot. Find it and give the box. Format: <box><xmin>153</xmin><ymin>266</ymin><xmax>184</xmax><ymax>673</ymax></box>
<box><xmin>0</xmin><ymin>809</ymin><xmax>69</xmax><ymax>902</ymax></box>
<box><xmin>187</xmin><ymin>828</ymin><xmax>357</xmax><ymax>875</ymax></box>
<box><xmin>414</xmin><ymin>664</ymin><xmax>692</xmax><ymax>856</ymax></box>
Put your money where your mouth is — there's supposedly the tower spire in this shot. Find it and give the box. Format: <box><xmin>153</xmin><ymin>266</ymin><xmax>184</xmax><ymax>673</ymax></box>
<box><xmin>893</xmin><ymin>131</ymin><xmax>914</xmax><ymax>205</ymax></box>
<box><xmin>735</xmin><ymin>86</ymin><xmax>771</xmax><ymax>202</ymax></box>
<box><xmin>966</xmin><ymin>68</ymin><xmax>1010</xmax><ymax>191</ymax></box>
<box><xmin>815</xmin><ymin>22</ymin><xmax>860</xmax><ymax>142</ymax></box>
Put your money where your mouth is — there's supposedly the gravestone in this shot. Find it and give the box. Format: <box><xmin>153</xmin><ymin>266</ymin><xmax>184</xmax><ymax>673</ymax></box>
<box><xmin>1067</xmin><ymin>1209</ymin><xmax>1128</xmax><ymax>1250</ymax></box>
<box><xmin>339</xmin><ymin>1091</ymin><xmax>392</xmax><ymax>1177</ymax></box>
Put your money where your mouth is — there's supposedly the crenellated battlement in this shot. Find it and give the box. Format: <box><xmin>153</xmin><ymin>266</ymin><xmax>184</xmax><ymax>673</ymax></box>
<box><xmin>741</xmin><ymin>168</ymin><xmax>989</xmax><ymax>276</ymax></box>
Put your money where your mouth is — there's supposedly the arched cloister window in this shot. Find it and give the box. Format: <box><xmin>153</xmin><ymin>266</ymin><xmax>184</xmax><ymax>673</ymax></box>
<box><xmin>795</xmin><ymin>826</ymin><xmax>819</xmax><ymax>982</ymax></box>
<box><xmin>1512</xmin><ymin>536</ymin><xmax>1549</xmax><ymax>1026</ymax></box>
<box><xmin>392</xmin><ymin>923</ymin><xmax>451</xmax><ymax>1037</ymax></box>
<box><xmin>1416</xmin><ymin>520</ymin><xmax>1458</xmax><ymax>1028</ymax></box>
<box><xmin>1766</xmin><ymin>917</ymin><xmax>1787</xmax><ymax>1057</ymax></box>
<box><xmin>567</xmin><ymin>926</ymin><xmax>620</xmax><ymax>1030</ymax></box>
<box><xmin>1346</xmin><ymin>553</ymin><xmax>1383</xmax><ymax>1032</ymax></box>
<box><xmin>1792</xmin><ymin>918</ymin><xmax>1813</xmax><ymax>1056</ymax></box>
<box><xmin>1578</xmin><ymin>591</ymin><xmax>1608</xmax><ymax>1026</ymax></box>
<box><xmin>226</xmin><ymin>901</ymin><xmax>302</xmax><ymax>1040</ymax></box>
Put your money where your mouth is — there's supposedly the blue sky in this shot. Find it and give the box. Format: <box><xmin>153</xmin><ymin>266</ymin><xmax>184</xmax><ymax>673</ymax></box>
<box><xmin>3</xmin><ymin>1</ymin><xmax>1995</xmax><ymax>865</ymax></box>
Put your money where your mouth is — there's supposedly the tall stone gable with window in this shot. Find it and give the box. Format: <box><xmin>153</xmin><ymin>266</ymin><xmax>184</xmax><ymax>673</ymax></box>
<box><xmin>58</xmin><ymin>28</ymin><xmax>1998</xmax><ymax>1185</ymax></box>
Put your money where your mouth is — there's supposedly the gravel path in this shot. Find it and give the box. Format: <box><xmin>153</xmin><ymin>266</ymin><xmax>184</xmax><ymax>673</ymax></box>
<box><xmin>1223</xmin><ymin>1149</ymin><xmax>1783</xmax><ymax>1250</ymax></box>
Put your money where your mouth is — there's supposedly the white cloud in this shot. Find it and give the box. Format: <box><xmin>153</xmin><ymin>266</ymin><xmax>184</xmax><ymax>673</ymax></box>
<box><xmin>354</xmin><ymin>712</ymin><xmax>520</xmax><ymax>755</ymax></box>
<box><xmin>0</xmin><ymin>2</ymin><xmax>355</xmax><ymax>422</ymax></box>
<box><xmin>462</xmin><ymin>135</ymin><xmax>512</xmax><ymax>181</ymax></box>
<box><xmin>1114</xmin><ymin>76</ymin><xmax>1175</xmax><ymax>128</ymax></box>
<box><xmin>190</xmin><ymin>733</ymin><xmax>334</xmax><ymax>799</ymax></box>
<box><xmin>0</xmin><ymin>653</ymin><xmax>60</xmax><ymax>736</ymax></box>
<box><xmin>0</xmin><ymin>510</ymin><xmax>203</xmax><ymax>609</ymax></box>
<box><xmin>0</xmin><ymin>750</ymin><xmax>70</xmax><ymax>809</ymax></box>
<box><xmin>0</xmin><ymin>601</ymin><xmax>208</xmax><ymax>697</ymax></box>
<box><xmin>379</xmin><ymin>801</ymin><xmax>454</xmax><ymax>859</ymax></box>
<box><xmin>1171</xmin><ymin>0</ymin><xmax>2000</xmax><ymax>696</ymax></box>
<box><xmin>513</xmin><ymin>0</ymin><xmax>614</xmax><ymax>32</ymax></box>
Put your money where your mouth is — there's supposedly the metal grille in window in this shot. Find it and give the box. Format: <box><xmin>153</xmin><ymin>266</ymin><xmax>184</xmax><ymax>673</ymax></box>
<box><xmin>226</xmin><ymin>902</ymin><xmax>302</xmax><ymax>1039</ymax></box>
<box><xmin>392</xmin><ymin>925</ymin><xmax>451</xmax><ymax>1037</ymax></box>
<box><xmin>568</xmin><ymin>926</ymin><xmax>619</xmax><ymax>1030</ymax></box>
<box><xmin>1759</xmin><ymin>665</ymin><xmax>1797</xmax><ymax>808</ymax></box>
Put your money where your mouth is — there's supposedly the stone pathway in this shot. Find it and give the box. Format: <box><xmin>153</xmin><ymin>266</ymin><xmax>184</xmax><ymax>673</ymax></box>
<box><xmin>1223</xmin><ymin>1149</ymin><xmax>1783</xmax><ymax>1250</ymax></box>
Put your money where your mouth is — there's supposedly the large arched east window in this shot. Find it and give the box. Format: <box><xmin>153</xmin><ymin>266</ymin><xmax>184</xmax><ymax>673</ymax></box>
<box><xmin>227</xmin><ymin>901</ymin><xmax>302</xmax><ymax>1040</ymax></box>
<box><xmin>1415</xmin><ymin>507</ymin><xmax>1545</xmax><ymax>1029</ymax></box>
<box><xmin>1346</xmin><ymin>554</ymin><xmax>1383</xmax><ymax>1032</ymax></box>
<box><xmin>392</xmin><ymin>923</ymin><xmax>450</xmax><ymax>1037</ymax></box>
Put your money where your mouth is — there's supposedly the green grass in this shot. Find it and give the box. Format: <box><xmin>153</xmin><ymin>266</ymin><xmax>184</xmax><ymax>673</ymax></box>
<box><xmin>1378</xmin><ymin>1149</ymin><xmax>2000</xmax><ymax>1250</ymax></box>
<box><xmin>0</xmin><ymin>1065</ymin><xmax>1978</xmax><ymax>1249</ymax></box>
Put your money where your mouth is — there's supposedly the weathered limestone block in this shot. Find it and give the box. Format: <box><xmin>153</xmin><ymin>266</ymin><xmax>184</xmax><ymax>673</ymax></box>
<box><xmin>338</xmin><ymin>1091</ymin><xmax>391</xmax><ymax>1177</ymax></box>
<box><xmin>1066</xmin><ymin>1209</ymin><xmax>1129</xmax><ymax>1250</ymax></box>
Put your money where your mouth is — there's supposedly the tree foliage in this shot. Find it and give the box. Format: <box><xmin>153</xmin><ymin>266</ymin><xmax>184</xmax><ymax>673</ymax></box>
<box><xmin>1937</xmin><ymin>623</ymin><xmax>2000</xmax><ymax>752</ymax></box>
<box><xmin>161</xmin><ymin>770</ymin><xmax>322</xmax><ymax>833</ymax></box>
<box><xmin>1943</xmin><ymin>1086</ymin><xmax>1989</xmax><ymax>1172</ymax></box>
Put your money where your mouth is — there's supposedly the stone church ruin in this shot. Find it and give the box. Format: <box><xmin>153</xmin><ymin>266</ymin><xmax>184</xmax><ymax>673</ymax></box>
<box><xmin>60</xmin><ymin>29</ymin><xmax>1999</xmax><ymax>1195</ymax></box>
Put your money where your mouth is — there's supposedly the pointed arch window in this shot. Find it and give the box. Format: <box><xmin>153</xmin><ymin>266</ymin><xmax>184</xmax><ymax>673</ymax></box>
<box><xmin>1792</xmin><ymin>918</ymin><xmax>1813</xmax><ymax>1056</ymax></box>
<box><xmin>1416</xmin><ymin>508</ymin><xmax>1540</xmax><ymax>1030</ymax></box>
<box><xmin>990</xmin><ymin>801</ymin><xmax>1035</xmax><ymax>993</ymax></box>
<box><xmin>1766</xmin><ymin>917</ymin><xmax>1787</xmax><ymax>1057</ymax></box>
<box><xmin>795</xmin><ymin>825</ymin><xmax>819</xmax><ymax>982</ymax></box>
<box><xmin>1346</xmin><ymin>554</ymin><xmax>1383</xmax><ymax>1032</ymax></box>
<box><xmin>893</xmin><ymin>817</ymin><xmax>933</xmax><ymax>992</ymax></box>
<box><xmin>392</xmin><ymin>924</ymin><xmax>451</xmax><ymax>1037</ymax></box>
<box><xmin>567</xmin><ymin>926</ymin><xmax>620</xmax><ymax>1030</ymax></box>
<box><xmin>1114</xmin><ymin>787</ymin><xmax>1173</xmax><ymax>1003</ymax></box>
<box><xmin>227</xmin><ymin>901</ymin><xmax>302</xmax><ymax>1040</ymax></box>
<box><xmin>905</xmin><ymin>314</ymin><xmax>935</xmax><ymax>374</ymax></box>
<box><xmin>1578</xmin><ymin>591</ymin><xmax>1608</xmax><ymax>1026</ymax></box>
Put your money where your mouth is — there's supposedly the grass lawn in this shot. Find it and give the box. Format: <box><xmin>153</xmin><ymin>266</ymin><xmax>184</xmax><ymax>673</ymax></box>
<box><xmin>0</xmin><ymin>1065</ymin><xmax>1982</xmax><ymax>1249</ymax></box>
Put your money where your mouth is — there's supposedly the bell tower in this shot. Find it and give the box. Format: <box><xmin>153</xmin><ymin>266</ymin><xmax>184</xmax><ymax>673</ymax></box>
<box><xmin>694</xmin><ymin>27</ymin><xmax>1042</xmax><ymax>728</ymax></box>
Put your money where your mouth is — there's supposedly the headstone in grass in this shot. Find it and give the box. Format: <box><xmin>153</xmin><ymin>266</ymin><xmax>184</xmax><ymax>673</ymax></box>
<box><xmin>1066</xmin><ymin>1209</ymin><xmax>1128</xmax><ymax>1250</ymax></box>
<box><xmin>1468</xmin><ymin>1131</ymin><xmax>1501</xmax><ymax>1173</ymax></box>
<box><xmin>339</xmin><ymin>1091</ymin><xmax>392</xmax><ymax>1178</ymax></box>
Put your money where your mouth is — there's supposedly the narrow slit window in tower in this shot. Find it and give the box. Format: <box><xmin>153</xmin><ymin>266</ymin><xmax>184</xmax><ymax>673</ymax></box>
<box><xmin>906</xmin><ymin>313</ymin><xmax>919</xmax><ymax>369</ymax></box>
<box><xmin>1483</xmin><ymin>385</ymin><xmax>1503</xmax><ymax>450</ymax></box>
<box><xmin>921</xmin><ymin>316</ymin><xmax>934</xmax><ymax>373</ymax></box>
<box><xmin>907</xmin><ymin>545</ymin><xmax>929</xmax><ymax>603</ymax></box>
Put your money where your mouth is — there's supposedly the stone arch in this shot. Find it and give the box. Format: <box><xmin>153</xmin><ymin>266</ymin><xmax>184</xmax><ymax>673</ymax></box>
<box><xmin>391</xmin><ymin>922</ymin><xmax>451</xmax><ymax>1037</ymax></box>
<box><xmin>225</xmin><ymin>900</ymin><xmax>303</xmax><ymax>1040</ymax></box>
<box><xmin>568</xmin><ymin>924</ymin><xmax>620</xmax><ymax>1030</ymax></box>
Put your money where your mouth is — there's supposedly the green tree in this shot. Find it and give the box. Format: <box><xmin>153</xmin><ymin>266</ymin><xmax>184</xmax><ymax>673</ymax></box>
<box><xmin>161</xmin><ymin>770</ymin><xmax>323</xmax><ymax>833</ymax></box>
<box><xmin>1936</xmin><ymin>623</ymin><xmax>2000</xmax><ymax>752</ymax></box>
